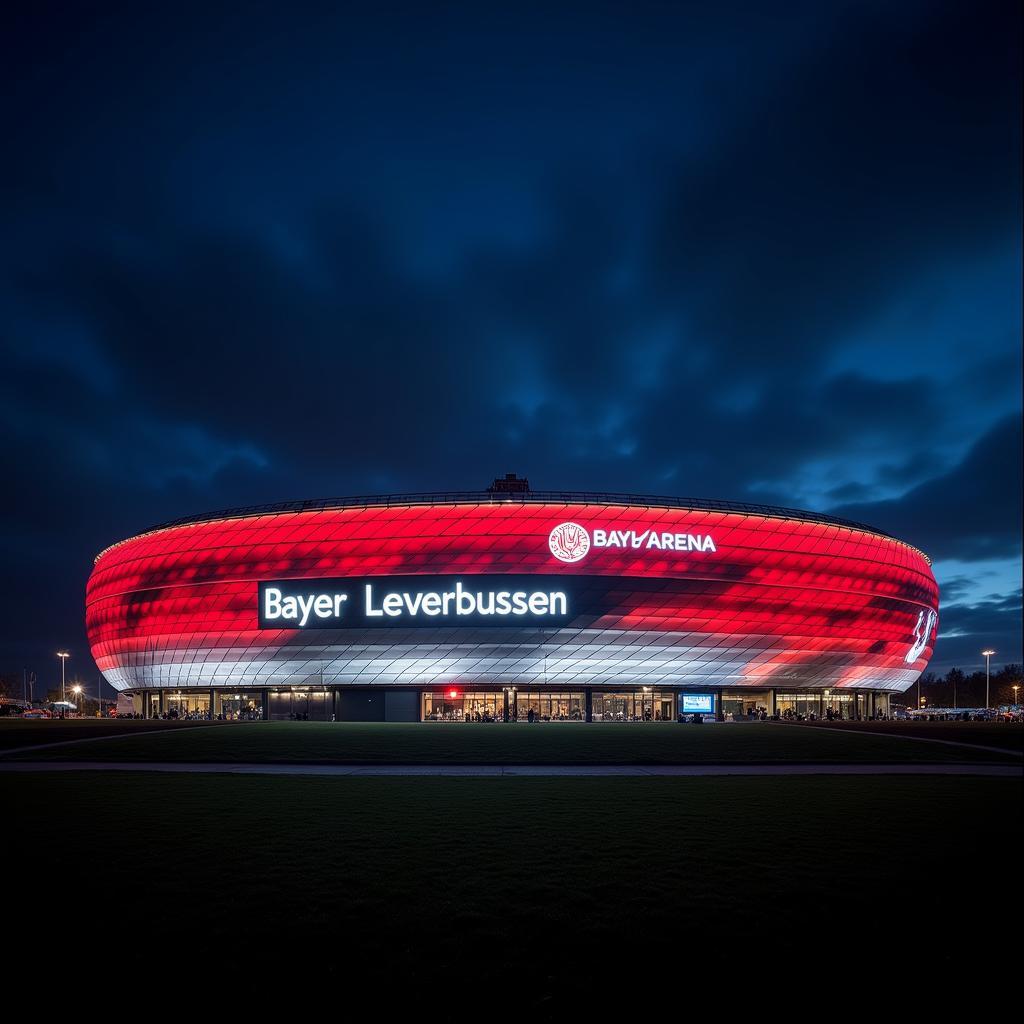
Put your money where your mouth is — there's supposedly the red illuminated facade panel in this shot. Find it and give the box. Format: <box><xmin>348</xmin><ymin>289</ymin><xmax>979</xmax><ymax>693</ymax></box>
<box><xmin>86</xmin><ymin>496</ymin><xmax>939</xmax><ymax>698</ymax></box>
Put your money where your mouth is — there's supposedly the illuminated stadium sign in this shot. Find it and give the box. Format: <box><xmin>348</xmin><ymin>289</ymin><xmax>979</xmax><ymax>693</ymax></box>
<box><xmin>548</xmin><ymin>522</ymin><xmax>716</xmax><ymax>562</ymax></box>
<box><xmin>260</xmin><ymin>575</ymin><xmax>576</xmax><ymax>628</ymax></box>
<box><xmin>594</xmin><ymin>528</ymin><xmax>716</xmax><ymax>552</ymax></box>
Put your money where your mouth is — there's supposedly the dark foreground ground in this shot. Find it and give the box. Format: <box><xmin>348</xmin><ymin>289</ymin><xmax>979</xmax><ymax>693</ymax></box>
<box><xmin>4</xmin><ymin>719</ymin><xmax>1021</xmax><ymax>764</ymax></box>
<box><xmin>4</xmin><ymin>771</ymin><xmax>1018</xmax><ymax>1011</ymax></box>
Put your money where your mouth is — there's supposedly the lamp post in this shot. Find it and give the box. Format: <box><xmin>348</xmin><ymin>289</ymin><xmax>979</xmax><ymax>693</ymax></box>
<box><xmin>982</xmin><ymin>650</ymin><xmax>995</xmax><ymax>710</ymax></box>
<box><xmin>72</xmin><ymin>684</ymin><xmax>82</xmax><ymax>716</ymax></box>
<box><xmin>1013</xmin><ymin>685</ymin><xmax>1019</xmax><ymax>708</ymax></box>
<box><xmin>57</xmin><ymin>651</ymin><xmax>70</xmax><ymax>703</ymax></box>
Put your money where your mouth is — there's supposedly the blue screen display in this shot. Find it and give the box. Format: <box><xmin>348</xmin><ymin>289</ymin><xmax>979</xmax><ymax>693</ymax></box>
<box><xmin>681</xmin><ymin>693</ymin><xmax>714</xmax><ymax>713</ymax></box>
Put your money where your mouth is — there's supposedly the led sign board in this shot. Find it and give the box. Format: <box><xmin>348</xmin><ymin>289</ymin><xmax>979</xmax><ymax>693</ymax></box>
<box><xmin>260</xmin><ymin>574</ymin><xmax>590</xmax><ymax>629</ymax></box>
<box><xmin>548</xmin><ymin>522</ymin><xmax>716</xmax><ymax>562</ymax></box>
<box><xmin>258</xmin><ymin>573</ymin><xmax>720</xmax><ymax>630</ymax></box>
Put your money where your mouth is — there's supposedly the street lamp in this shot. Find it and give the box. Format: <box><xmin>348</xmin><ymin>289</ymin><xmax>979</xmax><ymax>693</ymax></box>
<box><xmin>72</xmin><ymin>684</ymin><xmax>82</xmax><ymax>715</ymax></box>
<box><xmin>982</xmin><ymin>649</ymin><xmax>996</xmax><ymax>710</ymax></box>
<box><xmin>1013</xmin><ymin>685</ymin><xmax>1020</xmax><ymax>708</ymax></box>
<box><xmin>57</xmin><ymin>651</ymin><xmax>70</xmax><ymax>703</ymax></box>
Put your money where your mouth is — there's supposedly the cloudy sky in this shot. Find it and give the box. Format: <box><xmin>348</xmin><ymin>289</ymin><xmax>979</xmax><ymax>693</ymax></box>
<box><xmin>2</xmin><ymin>0</ymin><xmax>1020</xmax><ymax>689</ymax></box>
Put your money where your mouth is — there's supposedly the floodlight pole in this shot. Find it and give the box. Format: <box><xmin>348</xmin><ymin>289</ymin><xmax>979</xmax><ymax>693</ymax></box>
<box><xmin>57</xmin><ymin>651</ymin><xmax>70</xmax><ymax>703</ymax></box>
<box><xmin>983</xmin><ymin>650</ymin><xmax>995</xmax><ymax>709</ymax></box>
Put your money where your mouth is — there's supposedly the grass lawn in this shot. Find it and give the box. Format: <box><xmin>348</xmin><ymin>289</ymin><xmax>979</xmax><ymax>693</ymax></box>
<box><xmin>6</xmin><ymin>720</ymin><xmax>1020</xmax><ymax>764</ymax></box>
<box><xmin>0</xmin><ymin>718</ymin><xmax>219</xmax><ymax>751</ymax></box>
<box><xmin>5</xmin><ymin>772</ymin><xmax>1018</xmax><ymax>1008</ymax></box>
<box><xmin>792</xmin><ymin>719</ymin><xmax>1024</xmax><ymax>752</ymax></box>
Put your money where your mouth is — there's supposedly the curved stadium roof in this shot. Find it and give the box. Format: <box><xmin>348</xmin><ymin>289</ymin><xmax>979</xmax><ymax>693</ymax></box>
<box><xmin>149</xmin><ymin>489</ymin><xmax>898</xmax><ymax>542</ymax></box>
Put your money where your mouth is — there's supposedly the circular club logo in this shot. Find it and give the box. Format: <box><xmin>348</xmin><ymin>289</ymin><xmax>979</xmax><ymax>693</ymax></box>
<box><xmin>548</xmin><ymin>522</ymin><xmax>591</xmax><ymax>563</ymax></box>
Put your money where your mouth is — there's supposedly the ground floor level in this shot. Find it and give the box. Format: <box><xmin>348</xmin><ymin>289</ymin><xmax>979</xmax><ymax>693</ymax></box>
<box><xmin>122</xmin><ymin>686</ymin><xmax>895</xmax><ymax>723</ymax></box>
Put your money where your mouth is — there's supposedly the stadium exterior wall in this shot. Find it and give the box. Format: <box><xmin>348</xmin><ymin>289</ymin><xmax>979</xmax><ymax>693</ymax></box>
<box><xmin>86</xmin><ymin>494</ymin><xmax>938</xmax><ymax>719</ymax></box>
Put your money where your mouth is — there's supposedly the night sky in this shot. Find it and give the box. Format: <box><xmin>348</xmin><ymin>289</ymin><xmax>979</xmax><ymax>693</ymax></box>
<box><xmin>2</xmin><ymin>1</ymin><xmax>1020</xmax><ymax>694</ymax></box>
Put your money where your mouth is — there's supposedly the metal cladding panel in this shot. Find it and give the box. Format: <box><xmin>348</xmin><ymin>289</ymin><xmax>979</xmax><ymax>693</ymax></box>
<box><xmin>86</xmin><ymin>502</ymin><xmax>938</xmax><ymax>693</ymax></box>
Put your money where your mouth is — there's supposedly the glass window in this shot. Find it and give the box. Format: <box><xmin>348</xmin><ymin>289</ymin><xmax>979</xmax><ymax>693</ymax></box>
<box><xmin>721</xmin><ymin>691</ymin><xmax>770</xmax><ymax>721</ymax></box>
<box><xmin>423</xmin><ymin>691</ymin><xmax>505</xmax><ymax>722</ymax></box>
<box><xmin>821</xmin><ymin>692</ymin><xmax>856</xmax><ymax>720</ymax></box>
<box><xmin>421</xmin><ymin>691</ymin><xmax>585</xmax><ymax>722</ymax></box>
<box><xmin>218</xmin><ymin>692</ymin><xmax>264</xmax><ymax>721</ymax></box>
<box><xmin>592</xmin><ymin>691</ymin><xmax>674</xmax><ymax>722</ymax></box>
<box><xmin>776</xmin><ymin>693</ymin><xmax>822</xmax><ymax>721</ymax></box>
<box><xmin>165</xmin><ymin>691</ymin><xmax>211</xmax><ymax>720</ymax></box>
<box><xmin>513</xmin><ymin>692</ymin><xmax>585</xmax><ymax>722</ymax></box>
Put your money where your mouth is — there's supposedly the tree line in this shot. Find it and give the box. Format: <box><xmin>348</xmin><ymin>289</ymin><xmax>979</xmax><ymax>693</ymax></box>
<box><xmin>909</xmin><ymin>664</ymin><xmax>1023</xmax><ymax>708</ymax></box>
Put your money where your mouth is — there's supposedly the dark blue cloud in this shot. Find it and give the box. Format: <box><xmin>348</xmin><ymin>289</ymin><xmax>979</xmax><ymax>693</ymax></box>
<box><xmin>931</xmin><ymin>590</ymin><xmax>1023</xmax><ymax>674</ymax></box>
<box><xmin>0</xmin><ymin>0</ymin><xmax>1019</xmax><ymax>682</ymax></box>
<box><xmin>831</xmin><ymin>415</ymin><xmax>1022</xmax><ymax>563</ymax></box>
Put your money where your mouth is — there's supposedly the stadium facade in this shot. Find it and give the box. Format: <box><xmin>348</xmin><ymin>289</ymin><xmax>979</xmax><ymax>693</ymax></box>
<box><xmin>86</xmin><ymin>477</ymin><xmax>939</xmax><ymax>722</ymax></box>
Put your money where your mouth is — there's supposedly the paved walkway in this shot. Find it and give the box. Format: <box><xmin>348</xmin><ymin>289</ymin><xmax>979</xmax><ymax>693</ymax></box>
<box><xmin>0</xmin><ymin>761</ymin><xmax>1019</xmax><ymax>777</ymax></box>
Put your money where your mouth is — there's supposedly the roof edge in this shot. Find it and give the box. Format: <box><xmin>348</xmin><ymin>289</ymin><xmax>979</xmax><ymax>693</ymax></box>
<box><xmin>94</xmin><ymin>490</ymin><xmax>933</xmax><ymax>566</ymax></box>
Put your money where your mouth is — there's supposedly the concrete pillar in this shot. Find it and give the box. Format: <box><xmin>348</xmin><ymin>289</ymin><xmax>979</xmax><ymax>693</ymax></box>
<box><xmin>502</xmin><ymin>688</ymin><xmax>510</xmax><ymax>723</ymax></box>
<box><xmin>261</xmin><ymin>690</ymin><xmax>270</xmax><ymax>721</ymax></box>
<box><xmin>209</xmin><ymin>688</ymin><xmax>215</xmax><ymax>720</ymax></box>
<box><xmin>769</xmin><ymin>689</ymin><xmax>777</xmax><ymax>716</ymax></box>
<box><xmin>715</xmin><ymin>688</ymin><xmax>724</xmax><ymax>722</ymax></box>
<box><xmin>585</xmin><ymin>688</ymin><xmax>593</xmax><ymax>723</ymax></box>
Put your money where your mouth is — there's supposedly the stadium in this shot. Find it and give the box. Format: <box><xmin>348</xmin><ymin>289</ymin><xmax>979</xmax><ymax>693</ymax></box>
<box><xmin>86</xmin><ymin>476</ymin><xmax>939</xmax><ymax>723</ymax></box>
